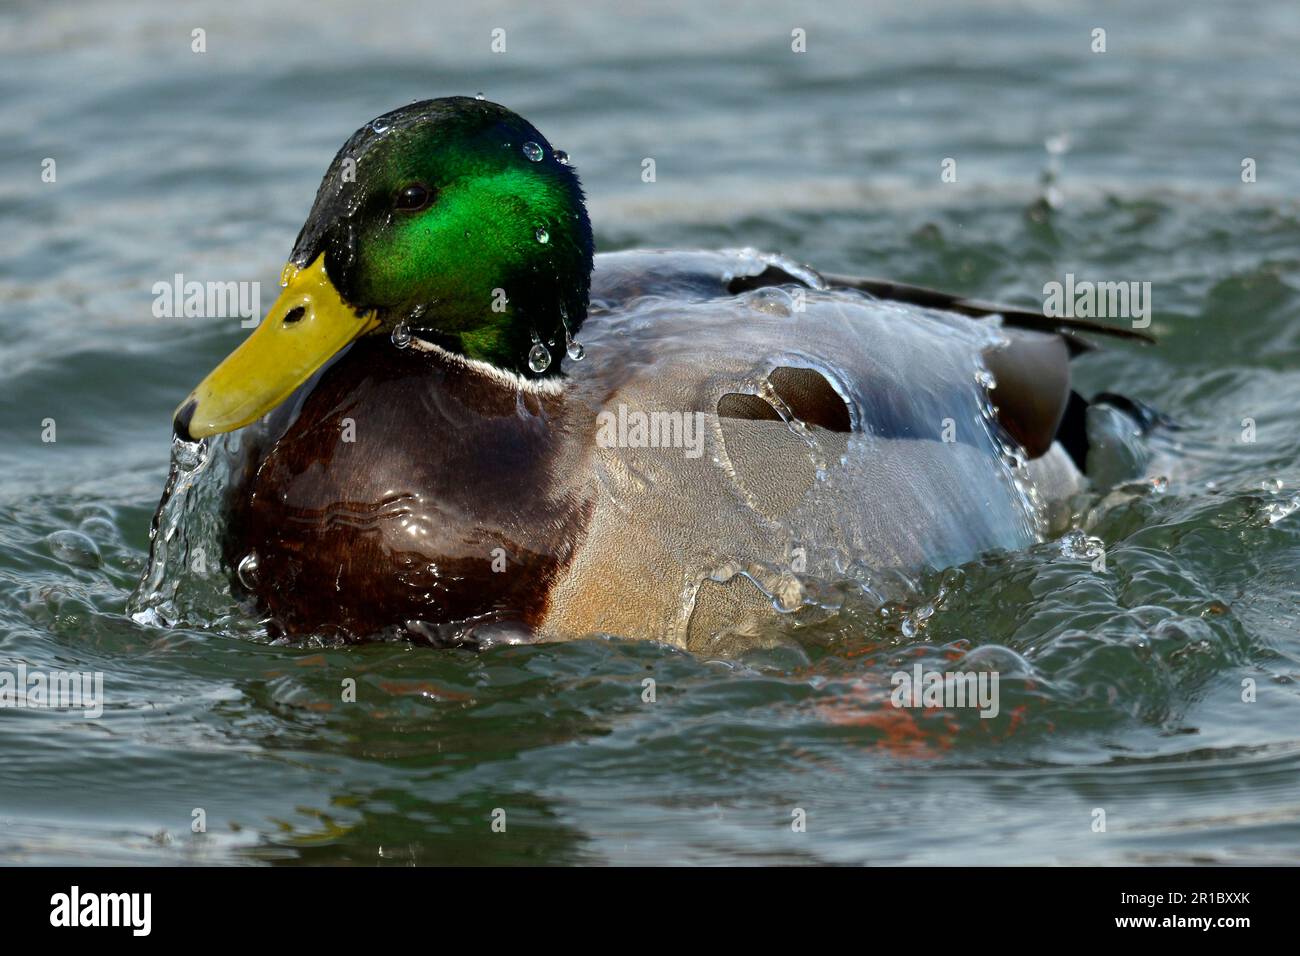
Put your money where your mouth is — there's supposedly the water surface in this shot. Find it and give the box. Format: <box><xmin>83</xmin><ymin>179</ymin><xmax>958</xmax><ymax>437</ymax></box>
<box><xmin>2</xmin><ymin>0</ymin><xmax>1299</xmax><ymax>864</ymax></box>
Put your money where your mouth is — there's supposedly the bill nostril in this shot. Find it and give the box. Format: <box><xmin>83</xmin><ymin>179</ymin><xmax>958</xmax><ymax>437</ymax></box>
<box><xmin>282</xmin><ymin>305</ymin><xmax>307</xmax><ymax>326</ymax></box>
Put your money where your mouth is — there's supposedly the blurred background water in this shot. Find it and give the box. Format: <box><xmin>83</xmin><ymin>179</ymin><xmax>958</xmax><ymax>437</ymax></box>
<box><xmin>1</xmin><ymin>0</ymin><xmax>1299</xmax><ymax>864</ymax></box>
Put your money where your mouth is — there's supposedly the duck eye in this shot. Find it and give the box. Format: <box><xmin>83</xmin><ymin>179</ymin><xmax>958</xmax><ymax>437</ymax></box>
<box><xmin>394</xmin><ymin>182</ymin><xmax>433</xmax><ymax>212</ymax></box>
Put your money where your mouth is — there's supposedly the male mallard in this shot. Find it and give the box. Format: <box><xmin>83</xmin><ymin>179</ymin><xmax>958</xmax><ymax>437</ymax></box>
<box><xmin>168</xmin><ymin>97</ymin><xmax>1153</xmax><ymax>652</ymax></box>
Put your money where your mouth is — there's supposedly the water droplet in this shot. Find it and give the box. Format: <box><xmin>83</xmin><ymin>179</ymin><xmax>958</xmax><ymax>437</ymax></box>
<box><xmin>900</xmin><ymin>603</ymin><xmax>935</xmax><ymax>639</ymax></box>
<box><xmin>47</xmin><ymin>529</ymin><xmax>101</xmax><ymax>569</ymax></box>
<box><xmin>1045</xmin><ymin>132</ymin><xmax>1071</xmax><ymax>156</ymax></box>
<box><xmin>748</xmin><ymin>286</ymin><xmax>793</xmax><ymax>317</ymax></box>
<box><xmin>474</xmin><ymin>92</ymin><xmax>485</xmax><ymax>100</ymax></box>
<box><xmin>342</xmin><ymin>187</ymin><xmax>363</xmax><ymax>216</ymax></box>
<box><xmin>878</xmin><ymin>601</ymin><xmax>904</xmax><ymax>624</ymax></box>
<box><xmin>522</xmin><ymin>141</ymin><xmax>544</xmax><ymax>162</ymax></box>
<box><xmin>279</xmin><ymin>263</ymin><xmax>298</xmax><ymax>288</ymax></box>
<box><xmin>370</xmin><ymin>119</ymin><xmax>389</xmax><ymax>134</ymax></box>
<box><xmin>78</xmin><ymin>515</ymin><xmax>117</xmax><ymax>539</ymax></box>
<box><xmin>391</xmin><ymin>322</ymin><xmax>411</xmax><ymax>349</ymax></box>
<box><xmin>556</xmin><ymin>310</ymin><xmax>584</xmax><ymax>361</ymax></box>
<box><xmin>1058</xmin><ymin>529</ymin><xmax>1105</xmax><ymax>561</ymax></box>
<box><xmin>554</xmin><ymin>149</ymin><xmax>570</xmax><ymax>166</ymax></box>
<box><xmin>237</xmin><ymin>552</ymin><xmax>260</xmax><ymax>590</ymax></box>
<box><xmin>975</xmin><ymin>368</ymin><xmax>997</xmax><ymax>389</ymax></box>
<box><xmin>339</xmin><ymin>224</ymin><xmax>357</xmax><ymax>269</ymax></box>
<box><xmin>528</xmin><ymin>341</ymin><xmax>552</xmax><ymax>373</ymax></box>
<box><xmin>534</xmin><ymin>227</ymin><xmax>549</xmax><ymax>244</ymax></box>
<box><xmin>939</xmin><ymin>567</ymin><xmax>966</xmax><ymax>598</ymax></box>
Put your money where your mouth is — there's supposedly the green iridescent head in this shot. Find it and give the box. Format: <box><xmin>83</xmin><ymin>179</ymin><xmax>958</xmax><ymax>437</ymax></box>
<box><xmin>173</xmin><ymin>97</ymin><xmax>593</xmax><ymax>440</ymax></box>
<box><xmin>295</xmin><ymin>96</ymin><xmax>593</xmax><ymax>374</ymax></box>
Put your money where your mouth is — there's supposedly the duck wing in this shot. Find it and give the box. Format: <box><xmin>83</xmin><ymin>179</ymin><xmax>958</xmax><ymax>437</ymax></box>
<box><xmin>591</xmin><ymin>249</ymin><xmax>1155</xmax><ymax>353</ymax></box>
<box><xmin>589</xmin><ymin>250</ymin><xmax>1151</xmax><ymax>464</ymax></box>
<box><xmin>813</xmin><ymin>271</ymin><xmax>1156</xmax><ymax>354</ymax></box>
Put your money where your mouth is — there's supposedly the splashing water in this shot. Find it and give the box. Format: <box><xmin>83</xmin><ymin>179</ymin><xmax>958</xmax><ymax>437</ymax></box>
<box><xmin>1040</xmin><ymin>132</ymin><xmax>1071</xmax><ymax>209</ymax></box>
<box><xmin>127</xmin><ymin>435</ymin><xmax>257</xmax><ymax>633</ymax></box>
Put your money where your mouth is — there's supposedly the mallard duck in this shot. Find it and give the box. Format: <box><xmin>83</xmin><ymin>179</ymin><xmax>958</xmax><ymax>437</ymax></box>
<box><xmin>168</xmin><ymin>97</ymin><xmax>1154</xmax><ymax>651</ymax></box>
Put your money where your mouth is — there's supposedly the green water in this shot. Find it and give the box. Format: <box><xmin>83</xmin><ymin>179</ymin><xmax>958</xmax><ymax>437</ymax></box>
<box><xmin>2</xmin><ymin>0</ymin><xmax>1299</xmax><ymax>864</ymax></box>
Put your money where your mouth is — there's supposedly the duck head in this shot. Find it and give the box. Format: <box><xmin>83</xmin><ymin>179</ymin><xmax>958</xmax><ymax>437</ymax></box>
<box><xmin>173</xmin><ymin>96</ymin><xmax>594</xmax><ymax>440</ymax></box>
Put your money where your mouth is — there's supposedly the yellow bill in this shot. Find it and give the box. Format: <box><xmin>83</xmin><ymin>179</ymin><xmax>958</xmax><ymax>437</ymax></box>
<box><xmin>173</xmin><ymin>254</ymin><xmax>379</xmax><ymax>440</ymax></box>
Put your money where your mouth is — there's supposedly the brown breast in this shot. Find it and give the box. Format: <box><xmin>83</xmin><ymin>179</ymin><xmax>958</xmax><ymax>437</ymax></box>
<box><xmin>222</xmin><ymin>335</ymin><xmax>594</xmax><ymax>644</ymax></box>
